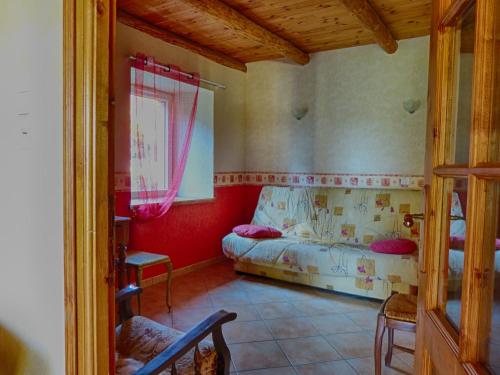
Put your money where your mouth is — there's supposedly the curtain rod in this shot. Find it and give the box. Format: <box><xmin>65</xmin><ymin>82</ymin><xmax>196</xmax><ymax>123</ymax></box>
<box><xmin>128</xmin><ymin>56</ymin><xmax>226</xmax><ymax>90</ymax></box>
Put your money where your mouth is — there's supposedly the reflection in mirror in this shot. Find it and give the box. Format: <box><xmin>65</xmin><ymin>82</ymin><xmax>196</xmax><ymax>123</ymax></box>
<box><xmin>453</xmin><ymin>6</ymin><xmax>475</xmax><ymax>164</ymax></box>
<box><xmin>441</xmin><ymin>178</ymin><xmax>468</xmax><ymax>330</ymax></box>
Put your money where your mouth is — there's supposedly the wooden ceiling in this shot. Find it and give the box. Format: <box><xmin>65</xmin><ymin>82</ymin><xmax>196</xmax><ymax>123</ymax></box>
<box><xmin>117</xmin><ymin>0</ymin><xmax>432</xmax><ymax>72</ymax></box>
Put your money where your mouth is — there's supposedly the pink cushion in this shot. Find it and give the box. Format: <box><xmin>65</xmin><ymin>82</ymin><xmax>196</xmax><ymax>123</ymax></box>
<box><xmin>450</xmin><ymin>235</ymin><xmax>500</xmax><ymax>250</ymax></box>
<box><xmin>370</xmin><ymin>239</ymin><xmax>417</xmax><ymax>255</ymax></box>
<box><xmin>233</xmin><ymin>224</ymin><xmax>282</xmax><ymax>239</ymax></box>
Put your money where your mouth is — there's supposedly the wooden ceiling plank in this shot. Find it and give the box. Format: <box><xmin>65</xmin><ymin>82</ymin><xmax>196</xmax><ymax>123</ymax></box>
<box><xmin>338</xmin><ymin>0</ymin><xmax>399</xmax><ymax>53</ymax></box>
<box><xmin>180</xmin><ymin>0</ymin><xmax>310</xmax><ymax>65</ymax></box>
<box><xmin>117</xmin><ymin>10</ymin><xmax>247</xmax><ymax>72</ymax></box>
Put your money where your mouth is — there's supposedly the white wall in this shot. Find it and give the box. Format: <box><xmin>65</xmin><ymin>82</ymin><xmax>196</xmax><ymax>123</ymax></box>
<box><xmin>178</xmin><ymin>87</ymin><xmax>215</xmax><ymax>199</ymax></box>
<box><xmin>115</xmin><ymin>23</ymin><xmax>247</xmax><ymax>174</ymax></box>
<box><xmin>0</xmin><ymin>1</ymin><xmax>64</xmax><ymax>374</ymax></box>
<box><xmin>245</xmin><ymin>37</ymin><xmax>430</xmax><ymax>175</ymax></box>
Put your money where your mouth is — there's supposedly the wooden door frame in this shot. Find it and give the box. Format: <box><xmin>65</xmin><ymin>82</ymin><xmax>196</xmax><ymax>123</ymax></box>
<box><xmin>416</xmin><ymin>0</ymin><xmax>500</xmax><ymax>373</ymax></box>
<box><xmin>64</xmin><ymin>0</ymin><xmax>114</xmax><ymax>373</ymax></box>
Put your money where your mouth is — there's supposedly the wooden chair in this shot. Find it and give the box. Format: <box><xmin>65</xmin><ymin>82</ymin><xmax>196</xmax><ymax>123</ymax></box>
<box><xmin>115</xmin><ymin>245</ymin><xmax>237</xmax><ymax>375</ymax></box>
<box><xmin>374</xmin><ymin>293</ymin><xmax>417</xmax><ymax>375</ymax></box>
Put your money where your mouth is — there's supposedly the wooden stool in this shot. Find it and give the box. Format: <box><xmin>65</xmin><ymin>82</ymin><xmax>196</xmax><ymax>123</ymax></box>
<box><xmin>125</xmin><ymin>251</ymin><xmax>173</xmax><ymax>313</ymax></box>
<box><xmin>374</xmin><ymin>293</ymin><xmax>417</xmax><ymax>375</ymax></box>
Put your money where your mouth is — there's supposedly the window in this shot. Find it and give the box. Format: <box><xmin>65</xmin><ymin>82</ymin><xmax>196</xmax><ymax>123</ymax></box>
<box><xmin>130</xmin><ymin>93</ymin><xmax>169</xmax><ymax>204</ymax></box>
<box><xmin>130</xmin><ymin>68</ymin><xmax>214</xmax><ymax>205</ymax></box>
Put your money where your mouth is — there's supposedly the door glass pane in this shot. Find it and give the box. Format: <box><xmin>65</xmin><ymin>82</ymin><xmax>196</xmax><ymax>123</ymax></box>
<box><xmin>441</xmin><ymin>178</ymin><xmax>468</xmax><ymax>329</ymax></box>
<box><xmin>452</xmin><ymin>6</ymin><xmax>475</xmax><ymax>165</ymax></box>
<box><xmin>486</xmin><ymin>181</ymin><xmax>500</xmax><ymax>373</ymax></box>
<box><xmin>490</xmin><ymin>0</ymin><xmax>500</xmax><ymax>162</ymax></box>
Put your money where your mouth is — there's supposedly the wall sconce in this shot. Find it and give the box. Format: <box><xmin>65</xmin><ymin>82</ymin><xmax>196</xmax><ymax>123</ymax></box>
<box><xmin>403</xmin><ymin>99</ymin><xmax>421</xmax><ymax>114</ymax></box>
<box><xmin>292</xmin><ymin>107</ymin><xmax>308</xmax><ymax>120</ymax></box>
<box><xmin>403</xmin><ymin>213</ymin><xmax>424</xmax><ymax>228</ymax></box>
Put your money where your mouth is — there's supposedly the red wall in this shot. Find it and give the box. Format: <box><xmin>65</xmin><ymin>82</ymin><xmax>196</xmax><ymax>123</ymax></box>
<box><xmin>115</xmin><ymin>184</ymin><xmax>262</xmax><ymax>278</ymax></box>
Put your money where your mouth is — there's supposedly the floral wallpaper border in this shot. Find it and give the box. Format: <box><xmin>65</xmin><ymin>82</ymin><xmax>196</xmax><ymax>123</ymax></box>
<box><xmin>115</xmin><ymin>171</ymin><xmax>425</xmax><ymax>192</ymax></box>
<box><xmin>214</xmin><ymin>172</ymin><xmax>424</xmax><ymax>190</ymax></box>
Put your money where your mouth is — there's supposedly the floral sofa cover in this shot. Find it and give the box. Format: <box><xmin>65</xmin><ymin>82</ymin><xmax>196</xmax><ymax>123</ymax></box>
<box><xmin>222</xmin><ymin>185</ymin><xmax>423</xmax><ymax>300</ymax></box>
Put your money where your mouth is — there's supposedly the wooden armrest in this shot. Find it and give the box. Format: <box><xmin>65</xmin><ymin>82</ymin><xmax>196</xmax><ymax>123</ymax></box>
<box><xmin>116</xmin><ymin>285</ymin><xmax>142</xmax><ymax>303</ymax></box>
<box><xmin>134</xmin><ymin>310</ymin><xmax>237</xmax><ymax>375</ymax></box>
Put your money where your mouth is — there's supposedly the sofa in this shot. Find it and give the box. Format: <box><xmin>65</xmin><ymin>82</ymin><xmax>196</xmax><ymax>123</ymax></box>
<box><xmin>222</xmin><ymin>185</ymin><xmax>423</xmax><ymax>300</ymax></box>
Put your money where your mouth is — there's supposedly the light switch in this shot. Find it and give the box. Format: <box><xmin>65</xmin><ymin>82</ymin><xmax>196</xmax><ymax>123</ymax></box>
<box><xmin>13</xmin><ymin>90</ymin><xmax>35</xmax><ymax>150</ymax></box>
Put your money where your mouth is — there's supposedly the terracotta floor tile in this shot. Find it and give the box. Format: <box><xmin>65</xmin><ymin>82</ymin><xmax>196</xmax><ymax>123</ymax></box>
<box><xmin>291</xmin><ymin>298</ymin><xmax>342</xmax><ymax>316</ymax></box>
<box><xmin>277</xmin><ymin>336</ymin><xmax>341</xmax><ymax>365</ymax></box>
<box><xmin>206</xmin><ymin>281</ymin><xmax>246</xmax><ymax>294</ymax></box>
<box><xmin>172</xmin><ymin>292</ymin><xmax>212</xmax><ymax>309</ymax></box>
<box><xmin>393</xmin><ymin>330</ymin><xmax>416</xmax><ymax>351</ymax></box>
<box><xmin>239</xmin><ymin>366</ymin><xmax>297</xmax><ymax>375</ymax></box>
<box><xmin>295</xmin><ymin>360</ymin><xmax>358</xmax><ymax>375</ymax></box>
<box><xmin>171</xmin><ymin>306</ymin><xmax>218</xmax><ymax>331</ymax></box>
<box><xmin>265</xmin><ymin>317</ymin><xmax>319</xmax><ymax>339</ymax></box>
<box><xmin>277</xmin><ymin>287</ymin><xmax>317</xmax><ymax>302</ymax></box>
<box><xmin>229</xmin><ymin>341</ymin><xmax>290</xmax><ymax>371</ymax></box>
<box><xmin>217</xmin><ymin>304</ymin><xmax>261</xmax><ymax>322</ymax></box>
<box><xmin>255</xmin><ymin>302</ymin><xmax>305</xmax><ymax>320</ymax></box>
<box><xmin>324</xmin><ymin>331</ymin><xmax>375</xmax><ymax>359</ymax></box>
<box><xmin>309</xmin><ymin>313</ymin><xmax>363</xmax><ymax>335</ymax></box>
<box><xmin>347</xmin><ymin>355</ymin><xmax>413</xmax><ymax>375</ymax></box>
<box><xmin>249</xmin><ymin>291</ymin><xmax>291</xmax><ymax>304</ymax></box>
<box><xmin>136</xmin><ymin>260</ymin><xmax>415</xmax><ymax>374</ymax></box>
<box><xmin>223</xmin><ymin>320</ymin><xmax>274</xmax><ymax>344</ymax></box>
<box><xmin>209</xmin><ymin>291</ymin><xmax>251</xmax><ymax>307</ymax></box>
<box><xmin>344</xmin><ymin>309</ymin><xmax>379</xmax><ymax>331</ymax></box>
<box><xmin>395</xmin><ymin>352</ymin><xmax>415</xmax><ymax>369</ymax></box>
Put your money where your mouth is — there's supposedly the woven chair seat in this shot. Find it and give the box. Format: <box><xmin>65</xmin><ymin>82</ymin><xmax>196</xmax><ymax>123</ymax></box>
<box><xmin>383</xmin><ymin>293</ymin><xmax>417</xmax><ymax>323</ymax></box>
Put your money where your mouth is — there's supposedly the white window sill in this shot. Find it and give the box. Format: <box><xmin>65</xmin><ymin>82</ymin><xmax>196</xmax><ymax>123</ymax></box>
<box><xmin>130</xmin><ymin>196</ymin><xmax>215</xmax><ymax>207</ymax></box>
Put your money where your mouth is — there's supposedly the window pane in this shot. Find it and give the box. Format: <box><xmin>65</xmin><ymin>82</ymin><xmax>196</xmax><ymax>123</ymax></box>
<box><xmin>130</xmin><ymin>94</ymin><xmax>168</xmax><ymax>197</ymax></box>
<box><xmin>485</xmin><ymin>181</ymin><xmax>500</xmax><ymax>373</ymax></box>
<box><xmin>440</xmin><ymin>178</ymin><xmax>468</xmax><ymax>330</ymax></box>
<box><xmin>452</xmin><ymin>6</ymin><xmax>475</xmax><ymax>165</ymax></box>
<box><xmin>489</xmin><ymin>1</ymin><xmax>500</xmax><ymax>163</ymax></box>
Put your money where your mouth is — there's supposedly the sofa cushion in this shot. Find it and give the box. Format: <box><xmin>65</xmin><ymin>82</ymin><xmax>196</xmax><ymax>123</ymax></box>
<box><xmin>233</xmin><ymin>224</ymin><xmax>282</xmax><ymax>239</ymax></box>
<box><xmin>370</xmin><ymin>239</ymin><xmax>417</xmax><ymax>255</ymax></box>
<box><xmin>115</xmin><ymin>316</ymin><xmax>217</xmax><ymax>375</ymax></box>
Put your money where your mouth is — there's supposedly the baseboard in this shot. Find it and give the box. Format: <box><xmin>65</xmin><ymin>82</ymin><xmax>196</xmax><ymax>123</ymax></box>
<box><xmin>140</xmin><ymin>256</ymin><xmax>227</xmax><ymax>288</ymax></box>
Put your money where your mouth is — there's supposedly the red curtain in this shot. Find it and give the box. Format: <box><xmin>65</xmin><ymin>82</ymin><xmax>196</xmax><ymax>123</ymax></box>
<box><xmin>131</xmin><ymin>53</ymin><xmax>200</xmax><ymax>221</ymax></box>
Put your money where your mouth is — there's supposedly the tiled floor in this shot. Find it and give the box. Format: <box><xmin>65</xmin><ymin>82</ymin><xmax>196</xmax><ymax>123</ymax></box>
<box><xmin>139</xmin><ymin>260</ymin><xmax>415</xmax><ymax>375</ymax></box>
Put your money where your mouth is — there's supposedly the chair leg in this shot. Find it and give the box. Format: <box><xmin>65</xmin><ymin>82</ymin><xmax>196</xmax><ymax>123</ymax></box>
<box><xmin>374</xmin><ymin>314</ymin><xmax>386</xmax><ymax>375</ymax></box>
<box><xmin>126</xmin><ymin>266</ymin><xmax>131</xmax><ymax>285</ymax></box>
<box><xmin>385</xmin><ymin>327</ymin><xmax>394</xmax><ymax>366</ymax></box>
<box><xmin>166</xmin><ymin>260</ymin><xmax>173</xmax><ymax>312</ymax></box>
<box><xmin>136</xmin><ymin>267</ymin><xmax>143</xmax><ymax>314</ymax></box>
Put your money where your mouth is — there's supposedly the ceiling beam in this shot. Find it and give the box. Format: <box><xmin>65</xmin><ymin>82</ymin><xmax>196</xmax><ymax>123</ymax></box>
<box><xmin>181</xmin><ymin>0</ymin><xmax>310</xmax><ymax>65</ymax></box>
<box><xmin>117</xmin><ymin>10</ymin><xmax>248</xmax><ymax>72</ymax></box>
<box><xmin>338</xmin><ymin>0</ymin><xmax>398</xmax><ymax>54</ymax></box>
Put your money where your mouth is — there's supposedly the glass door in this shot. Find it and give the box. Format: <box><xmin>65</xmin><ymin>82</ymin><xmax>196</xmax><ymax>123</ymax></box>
<box><xmin>415</xmin><ymin>0</ymin><xmax>500</xmax><ymax>374</ymax></box>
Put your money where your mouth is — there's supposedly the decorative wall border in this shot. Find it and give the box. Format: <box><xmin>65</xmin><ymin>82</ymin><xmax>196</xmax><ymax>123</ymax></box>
<box><xmin>216</xmin><ymin>172</ymin><xmax>424</xmax><ymax>190</ymax></box>
<box><xmin>115</xmin><ymin>171</ymin><xmax>425</xmax><ymax>192</ymax></box>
